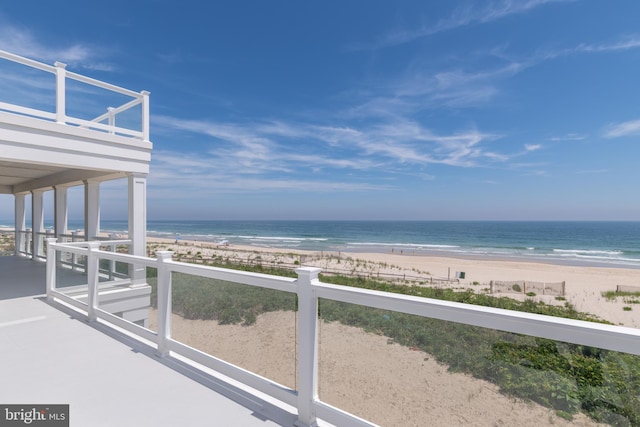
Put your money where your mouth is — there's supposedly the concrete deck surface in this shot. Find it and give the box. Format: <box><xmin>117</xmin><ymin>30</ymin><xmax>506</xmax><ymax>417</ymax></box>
<box><xmin>0</xmin><ymin>256</ymin><xmax>298</xmax><ymax>426</ymax></box>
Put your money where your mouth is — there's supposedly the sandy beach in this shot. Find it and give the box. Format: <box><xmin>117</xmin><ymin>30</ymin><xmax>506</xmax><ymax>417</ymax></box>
<box><xmin>147</xmin><ymin>236</ymin><xmax>640</xmax><ymax>328</ymax></box>
<box><xmin>148</xmin><ymin>308</ymin><xmax>605</xmax><ymax>426</ymax></box>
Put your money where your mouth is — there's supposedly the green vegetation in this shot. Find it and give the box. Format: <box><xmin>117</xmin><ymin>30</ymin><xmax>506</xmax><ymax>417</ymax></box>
<box><xmin>0</xmin><ymin>233</ymin><xmax>15</xmax><ymax>254</ymax></box>
<box><xmin>146</xmin><ymin>265</ymin><xmax>640</xmax><ymax>426</ymax></box>
<box><xmin>603</xmin><ymin>290</ymin><xmax>640</xmax><ymax>301</ymax></box>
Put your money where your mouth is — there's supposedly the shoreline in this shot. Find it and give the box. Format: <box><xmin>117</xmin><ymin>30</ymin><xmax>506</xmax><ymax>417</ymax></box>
<box><xmin>344</xmin><ymin>247</ymin><xmax>640</xmax><ymax>271</ymax></box>
<box><xmin>147</xmin><ymin>236</ymin><xmax>640</xmax><ymax>328</ymax></box>
<box><xmin>147</xmin><ymin>234</ymin><xmax>640</xmax><ymax>271</ymax></box>
<box><xmin>147</xmin><ymin>230</ymin><xmax>640</xmax><ymax>271</ymax></box>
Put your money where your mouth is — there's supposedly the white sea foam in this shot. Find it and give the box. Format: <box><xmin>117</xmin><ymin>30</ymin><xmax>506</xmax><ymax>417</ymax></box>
<box><xmin>238</xmin><ymin>235</ymin><xmax>327</xmax><ymax>242</ymax></box>
<box><xmin>553</xmin><ymin>249</ymin><xmax>623</xmax><ymax>256</ymax></box>
<box><xmin>348</xmin><ymin>242</ymin><xmax>460</xmax><ymax>249</ymax></box>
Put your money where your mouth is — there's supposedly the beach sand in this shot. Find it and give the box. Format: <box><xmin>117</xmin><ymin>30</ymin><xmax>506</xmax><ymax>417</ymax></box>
<box><xmin>148</xmin><ymin>308</ymin><xmax>604</xmax><ymax>426</ymax></box>
<box><xmin>147</xmin><ymin>237</ymin><xmax>640</xmax><ymax>328</ymax></box>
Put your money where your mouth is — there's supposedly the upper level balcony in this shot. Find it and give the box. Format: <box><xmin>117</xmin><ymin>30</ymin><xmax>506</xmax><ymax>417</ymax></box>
<box><xmin>0</xmin><ymin>49</ymin><xmax>151</xmax><ymax>191</ymax></box>
<box><xmin>0</xmin><ymin>49</ymin><xmax>150</xmax><ymax>288</ymax></box>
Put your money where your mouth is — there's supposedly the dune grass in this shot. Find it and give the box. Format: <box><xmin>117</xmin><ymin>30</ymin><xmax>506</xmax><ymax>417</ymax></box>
<box><xmin>146</xmin><ymin>264</ymin><xmax>640</xmax><ymax>426</ymax></box>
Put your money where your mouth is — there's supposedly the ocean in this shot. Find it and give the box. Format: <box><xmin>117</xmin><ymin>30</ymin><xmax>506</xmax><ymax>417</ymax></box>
<box><xmin>115</xmin><ymin>220</ymin><xmax>639</xmax><ymax>269</ymax></box>
<box><xmin>3</xmin><ymin>219</ymin><xmax>639</xmax><ymax>269</ymax></box>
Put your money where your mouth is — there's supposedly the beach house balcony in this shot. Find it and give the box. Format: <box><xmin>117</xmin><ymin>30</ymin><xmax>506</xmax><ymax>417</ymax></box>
<box><xmin>1</xmin><ymin>51</ymin><xmax>639</xmax><ymax>426</ymax></box>
<box><xmin>0</xmin><ymin>49</ymin><xmax>152</xmax><ymax>325</ymax></box>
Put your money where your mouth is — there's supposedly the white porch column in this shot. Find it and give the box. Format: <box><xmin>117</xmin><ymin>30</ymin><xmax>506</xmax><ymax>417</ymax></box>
<box><xmin>84</xmin><ymin>180</ymin><xmax>100</xmax><ymax>240</ymax></box>
<box><xmin>31</xmin><ymin>189</ymin><xmax>45</xmax><ymax>259</ymax></box>
<box><xmin>54</xmin><ymin>185</ymin><xmax>69</xmax><ymax>240</ymax></box>
<box><xmin>14</xmin><ymin>193</ymin><xmax>26</xmax><ymax>256</ymax></box>
<box><xmin>128</xmin><ymin>173</ymin><xmax>147</xmax><ymax>286</ymax></box>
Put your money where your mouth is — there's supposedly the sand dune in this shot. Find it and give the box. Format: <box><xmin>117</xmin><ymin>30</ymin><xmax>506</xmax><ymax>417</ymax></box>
<box><xmin>149</xmin><ymin>309</ymin><xmax>604</xmax><ymax>426</ymax></box>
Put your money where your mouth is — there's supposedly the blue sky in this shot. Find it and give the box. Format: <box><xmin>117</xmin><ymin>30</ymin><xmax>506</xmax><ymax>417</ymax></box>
<box><xmin>1</xmin><ymin>0</ymin><xmax>640</xmax><ymax>221</ymax></box>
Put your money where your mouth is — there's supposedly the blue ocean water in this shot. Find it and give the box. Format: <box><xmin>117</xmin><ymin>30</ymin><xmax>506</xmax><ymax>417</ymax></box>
<box><xmin>116</xmin><ymin>220</ymin><xmax>640</xmax><ymax>269</ymax></box>
<box><xmin>3</xmin><ymin>219</ymin><xmax>638</xmax><ymax>268</ymax></box>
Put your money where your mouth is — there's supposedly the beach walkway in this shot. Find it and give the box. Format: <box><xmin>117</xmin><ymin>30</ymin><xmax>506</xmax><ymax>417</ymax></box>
<box><xmin>0</xmin><ymin>256</ymin><xmax>298</xmax><ymax>427</ymax></box>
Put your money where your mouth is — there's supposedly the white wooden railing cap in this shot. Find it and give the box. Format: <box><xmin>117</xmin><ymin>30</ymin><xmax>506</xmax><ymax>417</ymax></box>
<box><xmin>295</xmin><ymin>267</ymin><xmax>322</xmax><ymax>281</ymax></box>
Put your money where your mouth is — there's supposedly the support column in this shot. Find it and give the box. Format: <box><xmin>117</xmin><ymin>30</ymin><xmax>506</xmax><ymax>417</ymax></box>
<box><xmin>31</xmin><ymin>189</ymin><xmax>45</xmax><ymax>260</ymax></box>
<box><xmin>54</xmin><ymin>185</ymin><xmax>69</xmax><ymax>241</ymax></box>
<box><xmin>128</xmin><ymin>173</ymin><xmax>147</xmax><ymax>286</ymax></box>
<box><xmin>84</xmin><ymin>180</ymin><xmax>100</xmax><ymax>241</ymax></box>
<box><xmin>14</xmin><ymin>193</ymin><xmax>26</xmax><ymax>256</ymax></box>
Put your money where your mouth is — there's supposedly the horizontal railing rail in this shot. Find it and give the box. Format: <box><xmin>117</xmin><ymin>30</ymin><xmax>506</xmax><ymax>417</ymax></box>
<box><xmin>0</xmin><ymin>49</ymin><xmax>55</xmax><ymax>72</ymax></box>
<box><xmin>52</xmin><ymin>239</ymin><xmax>133</xmax><ymax>280</ymax></box>
<box><xmin>0</xmin><ymin>49</ymin><xmax>149</xmax><ymax>141</ymax></box>
<box><xmin>0</xmin><ymin>101</ymin><xmax>57</xmax><ymax>121</ymax></box>
<box><xmin>45</xmin><ymin>239</ymin><xmax>640</xmax><ymax>427</ymax></box>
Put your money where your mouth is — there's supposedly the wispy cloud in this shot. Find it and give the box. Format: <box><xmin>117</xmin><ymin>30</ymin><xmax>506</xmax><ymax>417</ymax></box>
<box><xmin>356</xmin><ymin>0</ymin><xmax>569</xmax><ymax>50</ymax></box>
<box><xmin>355</xmin><ymin>32</ymin><xmax>640</xmax><ymax>114</ymax></box>
<box><xmin>152</xmin><ymin>113</ymin><xmax>526</xmax><ymax>197</ymax></box>
<box><xmin>0</xmin><ymin>21</ymin><xmax>114</xmax><ymax>71</ymax></box>
<box><xmin>532</xmin><ymin>34</ymin><xmax>640</xmax><ymax>63</ymax></box>
<box><xmin>574</xmin><ymin>36</ymin><xmax>640</xmax><ymax>54</ymax></box>
<box><xmin>603</xmin><ymin>119</ymin><xmax>640</xmax><ymax>138</ymax></box>
<box><xmin>149</xmin><ymin>150</ymin><xmax>387</xmax><ymax>195</ymax></box>
<box><xmin>525</xmin><ymin>144</ymin><xmax>542</xmax><ymax>151</ymax></box>
<box><xmin>548</xmin><ymin>133</ymin><xmax>587</xmax><ymax>141</ymax></box>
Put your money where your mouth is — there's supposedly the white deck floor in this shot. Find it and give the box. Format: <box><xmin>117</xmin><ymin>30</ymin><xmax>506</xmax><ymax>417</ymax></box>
<box><xmin>0</xmin><ymin>256</ymin><xmax>299</xmax><ymax>426</ymax></box>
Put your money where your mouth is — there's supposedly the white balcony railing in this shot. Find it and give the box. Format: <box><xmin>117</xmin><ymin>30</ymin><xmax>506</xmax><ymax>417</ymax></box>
<box><xmin>45</xmin><ymin>238</ymin><xmax>640</xmax><ymax>427</ymax></box>
<box><xmin>0</xmin><ymin>49</ymin><xmax>149</xmax><ymax>141</ymax></box>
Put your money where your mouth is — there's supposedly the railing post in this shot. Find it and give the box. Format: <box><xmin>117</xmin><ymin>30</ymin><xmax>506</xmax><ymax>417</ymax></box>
<box><xmin>54</xmin><ymin>61</ymin><xmax>67</xmax><ymax>124</ymax></box>
<box><xmin>25</xmin><ymin>228</ymin><xmax>32</xmax><ymax>257</ymax></box>
<box><xmin>87</xmin><ymin>242</ymin><xmax>101</xmax><ymax>322</ymax></box>
<box><xmin>141</xmin><ymin>90</ymin><xmax>150</xmax><ymax>142</ymax></box>
<box><xmin>156</xmin><ymin>251</ymin><xmax>173</xmax><ymax>357</ymax></box>
<box><xmin>108</xmin><ymin>234</ymin><xmax>117</xmax><ymax>280</ymax></box>
<box><xmin>107</xmin><ymin>107</ymin><xmax>115</xmax><ymax>134</ymax></box>
<box><xmin>45</xmin><ymin>238</ymin><xmax>58</xmax><ymax>302</ymax></box>
<box><xmin>71</xmin><ymin>230</ymin><xmax>79</xmax><ymax>270</ymax></box>
<box><xmin>14</xmin><ymin>193</ymin><xmax>26</xmax><ymax>256</ymax></box>
<box><xmin>295</xmin><ymin>267</ymin><xmax>322</xmax><ymax>427</ymax></box>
